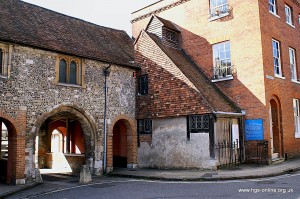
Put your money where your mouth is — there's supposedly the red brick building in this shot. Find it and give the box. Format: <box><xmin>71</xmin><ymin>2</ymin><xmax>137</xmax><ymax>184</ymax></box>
<box><xmin>132</xmin><ymin>0</ymin><xmax>300</xmax><ymax>165</ymax></box>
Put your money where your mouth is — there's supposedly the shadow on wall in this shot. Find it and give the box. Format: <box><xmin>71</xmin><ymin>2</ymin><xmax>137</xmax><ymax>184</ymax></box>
<box><xmin>135</xmin><ymin>27</ymin><xmax>280</xmax><ymax>162</ymax></box>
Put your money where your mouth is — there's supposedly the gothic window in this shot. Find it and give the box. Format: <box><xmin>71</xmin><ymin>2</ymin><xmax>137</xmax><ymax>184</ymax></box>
<box><xmin>59</xmin><ymin>59</ymin><xmax>67</xmax><ymax>83</ymax></box>
<box><xmin>0</xmin><ymin>45</ymin><xmax>11</xmax><ymax>78</ymax></box>
<box><xmin>57</xmin><ymin>56</ymin><xmax>82</xmax><ymax>85</ymax></box>
<box><xmin>69</xmin><ymin>60</ymin><xmax>77</xmax><ymax>84</ymax></box>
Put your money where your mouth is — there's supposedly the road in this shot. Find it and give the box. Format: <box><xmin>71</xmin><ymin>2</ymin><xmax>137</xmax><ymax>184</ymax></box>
<box><xmin>7</xmin><ymin>172</ymin><xmax>300</xmax><ymax>199</ymax></box>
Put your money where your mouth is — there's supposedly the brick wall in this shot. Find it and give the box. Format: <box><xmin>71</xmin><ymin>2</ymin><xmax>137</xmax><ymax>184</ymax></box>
<box><xmin>259</xmin><ymin>0</ymin><xmax>300</xmax><ymax>157</ymax></box>
<box><xmin>132</xmin><ymin>0</ymin><xmax>300</xmax><ymax>159</ymax></box>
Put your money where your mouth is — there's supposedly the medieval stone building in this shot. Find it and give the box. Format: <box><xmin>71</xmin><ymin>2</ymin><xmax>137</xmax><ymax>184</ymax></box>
<box><xmin>0</xmin><ymin>0</ymin><xmax>138</xmax><ymax>184</ymax></box>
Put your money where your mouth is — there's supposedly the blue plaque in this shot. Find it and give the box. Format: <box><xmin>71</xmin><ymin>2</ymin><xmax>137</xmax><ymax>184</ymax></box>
<box><xmin>245</xmin><ymin>119</ymin><xmax>264</xmax><ymax>141</ymax></box>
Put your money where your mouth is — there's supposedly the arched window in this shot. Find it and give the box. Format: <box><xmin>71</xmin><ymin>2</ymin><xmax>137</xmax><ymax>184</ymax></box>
<box><xmin>59</xmin><ymin>59</ymin><xmax>67</xmax><ymax>83</ymax></box>
<box><xmin>57</xmin><ymin>57</ymin><xmax>81</xmax><ymax>85</ymax></box>
<box><xmin>69</xmin><ymin>61</ymin><xmax>77</xmax><ymax>84</ymax></box>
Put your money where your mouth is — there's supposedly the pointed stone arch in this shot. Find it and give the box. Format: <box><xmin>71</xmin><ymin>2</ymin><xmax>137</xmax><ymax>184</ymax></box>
<box><xmin>30</xmin><ymin>104</ymin><xmax>99</xmax><ymax>175</ymax></box>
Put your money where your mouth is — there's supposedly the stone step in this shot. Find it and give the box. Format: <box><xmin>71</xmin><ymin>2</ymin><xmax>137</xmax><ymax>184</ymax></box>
<box><xmin>271</xmin><ymin>153</ymin><xmax>279</xmax><ymax>159</ymax></box>
<box><xmin>272</xmin><ymin>157</ymin><xmax>285</xmax><ymax>164</ymax></box>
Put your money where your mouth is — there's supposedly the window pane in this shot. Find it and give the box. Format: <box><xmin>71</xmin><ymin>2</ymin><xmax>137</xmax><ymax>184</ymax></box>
<box><xmin>225</xmin><ymin>51</ymin><xmax>230</xmax><ymax>59</ymax></box>
<box><xmin>139</xmin><ymin>75</ymin><xmax>148</xmax><ymax>95</ymax></box>
<box><xmin>294</xmin><ymin>99</ymin><xmax>300</xmax><ymax>134</ymax></box>
<box><xmin>272</xmin><ymin>40</ymin><xmax>281</xmax><ymax>76</ymax></box>
<box><xmin>59</xmin><ymin>59</ymin><xmax>67</xmax><ymax>83</ymax></box>
<box><xmin>213</xmin><ymin>41</ymin><xmax>231</xmax><ymax>78</ymax></box>
<box><xmin>269</xmin><ymin>0</ymin><xmax>276</xmax><ymax>13</ymax></box>
<box><xmin>70</xmin><ymin>61</ymin><xmax>77</xmax><ymax>84</ymax></box>
<box><xmin>225</xmin><ymin>42</ymin><xmax>230</xmax><ymax>50</ymax></box>
<box><xmin>289</xmin><ymin>48</ymin><xmax>297</xmax><ymax>80</ymax></box>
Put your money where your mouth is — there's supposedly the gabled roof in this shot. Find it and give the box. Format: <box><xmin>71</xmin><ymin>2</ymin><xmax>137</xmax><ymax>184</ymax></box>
<box><xmin>146</xmin><ymin>15</ymin><xmax>180</xmax><ymax>32</ymax></box>
<box><xmin>145</xmin><ymin>31</ymin><xmax>241</xmax><ymax>113</ymax></box>
<box><xmin>0</xmin><ymin>0</ymin><xmax>137</xmax><ymax>68</ymax></box>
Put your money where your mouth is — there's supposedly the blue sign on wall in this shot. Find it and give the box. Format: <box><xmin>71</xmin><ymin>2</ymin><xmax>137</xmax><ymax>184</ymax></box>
<box><xmin>245</xmin><ymin>119</ymin><xmax>264</xmax><ymax>141</ymax></box>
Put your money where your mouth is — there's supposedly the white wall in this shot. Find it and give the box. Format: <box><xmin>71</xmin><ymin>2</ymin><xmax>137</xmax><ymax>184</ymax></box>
<box><xmin>138</xmin><ymin>117</ymin><xmax>217</xmax><ymax>169</ymax></box>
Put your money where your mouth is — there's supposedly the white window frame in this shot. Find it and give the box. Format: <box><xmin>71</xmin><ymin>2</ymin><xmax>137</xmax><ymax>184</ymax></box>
<box><xmin>293</xmin><ymin>99</ymin><xmax>300</xmax><ymax>138</ymax></box>
<box><xmin>272</xmin><ymin>39</ymin><xmax>282</xmax><ymax>77</ymax></box>
<box><xmin>289</xmin><ymin>47</ymin><xmax>297</xmax><ymax>81</ymax></box>
<box><xmin>285</xmin><ymin>5</ymin><xmax>293</xmax><ymax>25</ymax></box>
<box><xmin>209</xmin><ymin>0</ymin><xmax>229</xmax><ymax>20</ymax></box>
<box><xmin>269</xmin><ymin>0</ymin><xmax>277</xmax><ymax>15</ymax></box>
<box><xmin>212</xmin><ymin>41</ymin><xmax>232</xmax><ymax>80</ymax></box>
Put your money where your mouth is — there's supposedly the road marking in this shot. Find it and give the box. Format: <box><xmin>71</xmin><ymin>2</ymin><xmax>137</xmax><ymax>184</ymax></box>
<box><xmin>24</xmin><ymin>173</ymin><xmax>300</xmax><ymax>198</ymax></box>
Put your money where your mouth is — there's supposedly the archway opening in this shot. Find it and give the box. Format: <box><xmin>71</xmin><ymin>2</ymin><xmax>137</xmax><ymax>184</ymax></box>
<box><xmin>113</xmin><ymin>120</ymin><xmax>127</xmax><ymax>168</ymax></box>
<box><xmin>270</xmin><ymin>99</ymin><xmax>282</xmax><ymax>158</ymax></box>
<box><xmin>0</xmin><ymin>119</ymin><xmax>15</xmax><ymax>184</ymax></box>
<box><xmin>36</xmin><ymin>111</ymin><xmax>86</xmax><ymax>174</ymax></box>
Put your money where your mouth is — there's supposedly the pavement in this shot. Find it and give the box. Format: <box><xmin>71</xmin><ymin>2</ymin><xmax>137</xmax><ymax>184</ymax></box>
<box><xmin>1</xmin><ymin>158</ymin><xmax>300</xmax><ymax>198</ymax></box>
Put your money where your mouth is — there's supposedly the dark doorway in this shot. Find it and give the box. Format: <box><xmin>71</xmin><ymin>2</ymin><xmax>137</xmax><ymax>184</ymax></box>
<box><xmin>270</xmin><ymin>99</ymin><xmax>282</xmax><ymax>158</ymax></box>
<box><xmin>113</xmin><ymin>120</ymin><xmax>127</xmax><ymax>168</ymax></box>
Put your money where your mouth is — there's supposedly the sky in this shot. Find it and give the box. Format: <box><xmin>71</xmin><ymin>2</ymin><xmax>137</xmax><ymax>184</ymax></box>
<box><xmin>22</xmin><ymin>0</ymin><xmax>159</xmax><ymax>36</ymax></box>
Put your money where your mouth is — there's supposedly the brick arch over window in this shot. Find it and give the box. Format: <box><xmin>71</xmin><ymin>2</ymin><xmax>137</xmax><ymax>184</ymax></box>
<box><xmin>107</xmin><ymin>115</ymin><xmax>137</xmax><ymax>172</ymax></box>
<box><xmin>0</xmin><ymin>110</ymin><xmax>26</xmax><ymax>184</ymax></box>
<box><xmin>32</xmin><ymin>105</ymin><xmax>97</xmax><ymax>171</ymax></box>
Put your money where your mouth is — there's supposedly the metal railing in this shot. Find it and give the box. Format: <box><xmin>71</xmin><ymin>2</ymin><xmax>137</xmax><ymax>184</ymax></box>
<box><xmin>215</xmin><ymin>140</ymin><xmax>241</xmax><ymax>169</ymax></box>
<box><xmin>213</xmin><ymin>65</ymin><xmax>233</xmax><ymax>79</ymax></box>
<box><xmin>257</xmin><ymin>140</ymin><xmax>268</xmax><ymax>165</ymax></box>
<box><xmin>210</xmin><ymin>3</ymin><xmax>230</xmax><ymax>19</ymax></box>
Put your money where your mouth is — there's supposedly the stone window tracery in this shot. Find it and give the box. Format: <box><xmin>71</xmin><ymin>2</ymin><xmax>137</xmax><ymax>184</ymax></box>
<box><xmin>56</xmin><ymin>56</ymin><xmax>82</xmax><ymax>86</ymax></box>
<box><xmin>0</xmin><ymin>44</ymin><xmax>11</xmax><ymax>78</ymax></box>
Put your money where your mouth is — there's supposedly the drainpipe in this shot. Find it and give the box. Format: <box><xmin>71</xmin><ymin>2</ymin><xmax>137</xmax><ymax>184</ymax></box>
<box><xmin>103</xmin><ymin>63</ymin><xmax>111</xmax><ymax>174</ymax></box>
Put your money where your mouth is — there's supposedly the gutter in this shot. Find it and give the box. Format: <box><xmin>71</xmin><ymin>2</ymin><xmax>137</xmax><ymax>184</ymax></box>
<box><xmin>103</xmin><ymin>63</ymin><xmax>111</xmax><ymax>174</ymax></box>
<box><xmin>213</xmin><ymin>111</ymin><xmax>246</xmax><ymax>117</ymax></box>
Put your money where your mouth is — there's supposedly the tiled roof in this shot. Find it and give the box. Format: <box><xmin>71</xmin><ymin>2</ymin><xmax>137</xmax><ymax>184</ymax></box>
<box><xmin>147</xmin><ymin>32</ymin><xmax>241</xmax><ymax>113</ymax></box>
<box><xmin>154</xmin><ymin>15</ymin><xmax>180</xmax><ymax>32</ymax></box>
<box><xmin>0</xmin><ymin>0</ymin><xmax>137</xmax><ymax>68</ymax></box>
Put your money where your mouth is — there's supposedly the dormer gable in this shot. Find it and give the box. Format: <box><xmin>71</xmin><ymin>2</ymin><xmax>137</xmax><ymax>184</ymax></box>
<box><xmin>145</xmin><ymin>15</ymin><xmax>180</xmax><ymax>48</ymax></box>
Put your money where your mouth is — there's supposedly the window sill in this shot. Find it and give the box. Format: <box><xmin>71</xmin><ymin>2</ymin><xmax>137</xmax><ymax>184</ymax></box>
<box><xmin>0</xmin><ymin>75</ymin><xmax>8</xmax><ymax>80</ymax></box>
<box><xmin>58</xmin><ymin>82</ymin><xmax>82</xmax><ymax>88</ymax></box>
<box><xmin>274</xmin><ymin>75</ymin><xmax>285</xmax><ymax>80</ymax></box>
<box><xmin>286</xmin><ymin>22</ymin><xmax>295</xmax><ymax>28</ymax></box>
<box><xmin>291</xmin><ymin>79</ymin><xmax>300</xmax><ymax>84</ymax></box>
<box><xmin>269</xmin><ymin>11</ymin><xmax>280</xmax><ymax>18</ymax></box>
<box><xmin>139</xmin><ymin>133</ymin><xmax>152</xmax><ymax>135</ymax></box>
<box><xmin>212</xmin><ymin>76</ymin><xmax>233</xmax><ymax>82</ymax></box>
<box><xmin>209</xmin><ymin>12</ymin><xmax>229</xmax><ymax>22</ymax></box>
<box><xmin>137</xmin><ymin>93</ymin><xmax>148</xmax><ymax>96</ymax></box>
<box><xmin>295</xmin><ymin>133</ymin><xmax>300</xmax><ymax>138</ymax></box>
